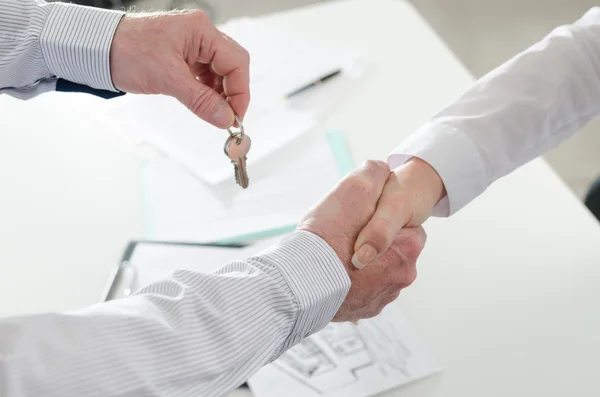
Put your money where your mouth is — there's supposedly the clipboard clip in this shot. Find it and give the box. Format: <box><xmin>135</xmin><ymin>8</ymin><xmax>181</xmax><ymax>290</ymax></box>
<box><xmin>100</xmin><ymin>240</ymin><xmax>247</xmax><ymax>303</ymax></box>
<box><xmin>100</xmin><ymin>260</ymin><xmax>136</xmax><ymax>302</ymax></box>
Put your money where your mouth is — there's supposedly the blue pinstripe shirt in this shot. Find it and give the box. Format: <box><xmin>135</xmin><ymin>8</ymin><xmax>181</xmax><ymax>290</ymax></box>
<box><xmin>0</xmin><ymin>2</ymin><xmax>351</xmax><ymax>396</ymax></box>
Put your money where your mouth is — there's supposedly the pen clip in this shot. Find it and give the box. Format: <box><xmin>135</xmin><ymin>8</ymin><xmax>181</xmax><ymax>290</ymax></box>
<box><xmin>100</xmin><ymin>261</ymin><xmax>136</xmax><ymax>302</ymax></box>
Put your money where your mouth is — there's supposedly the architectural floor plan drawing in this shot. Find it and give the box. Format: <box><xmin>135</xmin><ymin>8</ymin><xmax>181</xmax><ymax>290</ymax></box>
<box><xmin>273</xmin><ymin>322</ymin><xmax>375</xmax><ymax>393</ymax></box>
<box><xmin>248</xmin><ymin>307</ymin><xmax>441</xmax><ymax>397</ymax></box>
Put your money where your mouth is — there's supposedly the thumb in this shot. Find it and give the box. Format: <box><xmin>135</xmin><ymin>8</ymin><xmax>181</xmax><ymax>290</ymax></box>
<box><xmin>351</xmin><ymin>186</ymin><xmax>412</xmax><ymax>269</ymax></box>
<box><xmin>168</xmin><ymin>64</ymin><xmax>235</xmax><ymax>128</ymax></box>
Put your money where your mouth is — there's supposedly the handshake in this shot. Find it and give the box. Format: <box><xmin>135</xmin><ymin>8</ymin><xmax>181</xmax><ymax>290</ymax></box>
<box><xmin>297</xmin><ymin>158</ymin><xmax>445</xmax><ymax>322</ymax></box>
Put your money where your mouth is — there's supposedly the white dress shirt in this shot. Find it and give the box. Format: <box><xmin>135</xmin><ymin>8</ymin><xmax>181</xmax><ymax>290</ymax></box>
<box><xmin>390</xmin><ymin>7</ymin><xmax>600</xmax><ymax>217</ymax></box>
<box><xmin>0</xmin><ymin>0</ymin><xmax>123</xmax><ymax>99</ymax></box>
<box><xmin>0</xmin><ymin>2</ymin><xmax>350</xmax><ymax>396</ymax></box>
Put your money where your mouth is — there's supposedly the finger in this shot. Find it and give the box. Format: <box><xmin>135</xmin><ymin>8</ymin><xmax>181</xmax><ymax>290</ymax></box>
<box><xmin>337</xmin><ymin>160</ymin><xmax>391</xmax><ymax>218</ymax></box>
<box><xmin>192</xmin><ymin>64</ymin><xmax>217</xmax><ymax>89</ymax></box>
<box><xmin>168</xmin><ymin>62</ymin><xmax>234</xmax><ymax>128</ymax></box>
<box><xmin>351</xmin><ymin>174</ymin><xmax>412</xmax><ymax>269</ymax></box>
<box><xmin>394</xmin><ymin>226</ymin><xmax>427</xmax><ymax>263</ymax></box>
<box><xmin>201</xmin><ymin>29</ymin><xmax>251</xmax><ymax>121</ymax></box>
<box><xmin>341</xmin><ymin>159</ymin><xmax>391</xmax><ymax>197</ymax></box>
<box><xmin>191</xmin><ymin>63</ymin><xmax>210</xmax><ymax>78</ymax></box>
<box><xmin>382</xmin><ymin>288</ymin><xmax>402</xmax><ymax>306</ymax></box>
<box><xmin>192</xmin><ymin>63</ymin><xmax>225</xmax><ymax>95</ymax></box>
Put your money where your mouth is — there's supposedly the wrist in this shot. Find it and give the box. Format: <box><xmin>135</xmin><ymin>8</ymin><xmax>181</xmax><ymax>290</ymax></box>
<box><xmin>109</xmin><ymin>15</ymin><xmax>138</xmax><ymax>93</ymax></box>
<box><xmin>254</xmin><ymin>231</ymin><xmax>350</xmax><ymax>350</ymax></box>
<box><xmin>398</xmin><ymin>157</ymin><xmax>446</xmax><ymax>211</ymax></box>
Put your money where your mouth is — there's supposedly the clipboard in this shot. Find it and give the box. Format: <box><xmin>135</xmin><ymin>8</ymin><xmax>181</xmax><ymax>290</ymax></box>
<box><xmin>101</xmin><ymin>240</ymin><xmax>246</xmax><ymax>302</ymax></box>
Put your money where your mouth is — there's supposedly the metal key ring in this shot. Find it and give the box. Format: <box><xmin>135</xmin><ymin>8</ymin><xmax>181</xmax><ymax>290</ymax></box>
<box><xmin>223</xmin><ymin>133</ymin><xmax>242</xmax><ymax>156</ymax></box>
<box><xmin>226</xmin><ymin>116</ymin><xmax>245</xmax><ymax>140</ymax></box>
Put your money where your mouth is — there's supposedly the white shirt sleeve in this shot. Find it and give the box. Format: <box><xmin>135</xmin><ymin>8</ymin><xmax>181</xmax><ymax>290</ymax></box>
<box><xmin>0</xmin><ymin>231</ymin><xmax>351</xmax><ymax>397</ymax></box>
<box><xmin>389</xmin><ymin>7</ymin><xmax>600</xmax><ymax>216</ymax></box>
<box><xmin>0</xmin><ymin>0</ymin><xmax>124</xmax><ymax>99</ymax></box>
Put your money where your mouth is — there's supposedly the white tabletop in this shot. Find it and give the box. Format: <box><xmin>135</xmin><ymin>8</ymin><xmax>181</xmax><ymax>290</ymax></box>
<box><xmin>0</xmin><ymin>92</ymin><xmax>144</xmax><ymax>317</ymax></box>
<box><xmin>261</xmin><ymin>0</ymin><xmax>600</xmax><ymax>396</ymax></box>
<box><xmin>2</xmin><ymin>0</ymin><xmax>600</xmax><ymax>396</ymax></box>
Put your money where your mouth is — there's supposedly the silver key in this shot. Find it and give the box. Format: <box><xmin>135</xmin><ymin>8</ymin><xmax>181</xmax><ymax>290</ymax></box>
<box><xmin>224</xmin><ymin>132</ymin><xmax>251</xmax><ymax>189</ymax></box>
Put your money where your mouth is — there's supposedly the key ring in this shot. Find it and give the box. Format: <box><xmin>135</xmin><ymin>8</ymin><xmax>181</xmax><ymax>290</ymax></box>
<box><xmin>226</xmin><ymin>116</ymin><xmax>245</xmax><ymax>142</ymax></box>
<box><xmin>223</xmin><ymin>134</ymin><xmax>241</xmax><ymax>156</ymax></box>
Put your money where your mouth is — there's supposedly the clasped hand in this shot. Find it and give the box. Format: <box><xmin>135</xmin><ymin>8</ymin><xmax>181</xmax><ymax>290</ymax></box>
<box><xmin>297</xmin><ymin>160</ymin><xmax>427</xmax><ymax>322</ymax></box>
<box><xmin>298</xmin><ymin>157</ymin><xmax>446</xmax><ymax>322</ymax></box>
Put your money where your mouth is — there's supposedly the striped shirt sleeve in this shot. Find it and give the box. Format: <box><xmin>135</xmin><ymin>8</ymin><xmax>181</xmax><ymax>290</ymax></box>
<box><xmin>0</xmin><ymin>231</ymin><xmax>351</xmax><ymax>397</ymax></box>
<box><xmin>0</xmin><ymin>0</ymin><xmax>124</xmax><ymax>99</ymax></box>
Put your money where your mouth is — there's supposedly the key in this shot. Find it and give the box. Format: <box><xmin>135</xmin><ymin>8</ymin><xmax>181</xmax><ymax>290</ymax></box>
<box><xmin>224</xmin><ymin>132</ymin><xmax>252</xmax><ymax>189</ymax></box>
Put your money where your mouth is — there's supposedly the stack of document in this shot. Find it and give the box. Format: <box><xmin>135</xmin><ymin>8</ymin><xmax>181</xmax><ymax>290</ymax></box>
<box><xmin>88</xmin><ymin>16</ymin><xmax>368</xmax><ymax>243</ymax></box>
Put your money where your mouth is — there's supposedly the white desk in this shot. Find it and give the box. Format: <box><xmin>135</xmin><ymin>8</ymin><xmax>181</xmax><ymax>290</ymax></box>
<box><xmin>3</xmin><ymin>0</ymin><xmax>600</xmax><ymax>396</ymax></box>
<box><xmin>268</xmin><ymin>1</ymin><xmax>600</xmax><ymax>396</ymax></box>
<box><xmin>0</xmin><ymin>92</ymin><xmax>144</xmax><ymax>317</ymax></box>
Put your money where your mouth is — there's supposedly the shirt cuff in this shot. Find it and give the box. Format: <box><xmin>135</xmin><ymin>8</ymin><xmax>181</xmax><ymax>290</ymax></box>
<box><xmin>252</xmin><ymin>231</ymin><xmax>351</xmax><ymax>352</ymax></box>
<box><xmin>40</xmin><ymin>2</ymin><xmax>125</xmax><ymax>92</ymax></box>
<box><xmin>388</xmin><ymin>121</ymin><xmax>490</xmax><ymax>216</ymax></box>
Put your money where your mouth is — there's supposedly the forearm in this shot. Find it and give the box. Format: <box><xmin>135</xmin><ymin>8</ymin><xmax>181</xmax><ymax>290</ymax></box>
<box><xmin>0</xmin><ymin>231</ymin><xmax>350</xmax><ymax>397</ymax></box>
<box><xmin>390</xmin><ymin>7</ymin><xmax>600</xmax><ymax>216</ymax></box>
<box><xmin>0</xmin><ymin>0</ymin><xmax>123</xmax><ymax>99</ymax></box>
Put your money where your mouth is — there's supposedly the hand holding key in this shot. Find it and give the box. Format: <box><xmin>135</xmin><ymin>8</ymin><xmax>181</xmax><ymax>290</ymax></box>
<box><xmin>110</xmin><ymin>10</ymin><xmax>250</xmax><ymax>128</ymax></box>
<box><xmin>224</xmin><ymin>116</ymin><xmax>251</xmax><ymax>189</ymax></box>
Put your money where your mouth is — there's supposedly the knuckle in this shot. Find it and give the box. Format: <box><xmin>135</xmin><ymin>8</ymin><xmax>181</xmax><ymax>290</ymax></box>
<box><xmin>345</xmin><ymin>161</ymin><xmax>389</xmax><ymax>198</ymax></box>
<box><xmin>241</xmin><ymin>47</ymin><xmax>250</xmax><ymax>64</ymax></box>
<box><xmin>404</xmin><ymin>266</ymin><xmax>418</xmax><ymax>287</ymax></box>
<box><xmin>354</xmin><ymin>160</ymin><xmax>391</xmax><ymax>194</ymax></box>
<box><xmin>388</xmin><ymin>263</ymin><xmax>417</xmax><ymax>290</ymax></box>
<box><xmin>398</xmin><ymin>229</ymin><xmax>426</xmax><ymax>261</ymax></box>
<box><xmin>417</xmin><ymin>226</ymin><xmax>428</xmax><ymax>245</ymax></box>
<box><xmin>363</xmin><ymin>159</ymin><xmax>390</xmax><ymax>175</ymax></box>
<box><xmin>189</xmin><ymin>9</ymin><xmax>210</xmax><ymax>24</ymax></box>
<box><xmin>349</xmin><ymin>175</ymin><xmax>375</xmax><ymax>197</ymax></box>
<box><xmin>362</xmin><ymin>160</ymin><xmax>391</xmax><ymax>184</ymax></box>
<box><xmin>391</xmin><ymin>272</ymin><xmax>407</xmax><ymax>290</ymax></box>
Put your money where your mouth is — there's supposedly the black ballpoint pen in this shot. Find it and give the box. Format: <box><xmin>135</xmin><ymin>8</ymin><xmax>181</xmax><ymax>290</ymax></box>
<box><xmin>285</xmin><ymin>69</ymin><xmax>342</xmax><ymax>99</ymax></box>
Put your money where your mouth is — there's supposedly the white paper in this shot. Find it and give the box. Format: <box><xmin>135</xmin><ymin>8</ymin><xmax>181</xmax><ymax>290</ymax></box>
<box><xmin>248</xmin><ymin>308</ymin><xmax>441</xmax><ymax>397</ymax></box>
<box><xmin>218</xmin><ymin>18</ymin><xmax>366</xmax><ymax>105</ymax></box>
<box><xmin>141</xmin><ymin>131</ymin><xmax>342</xmax><ymax>243</ymax></box>
<box><xmin>100</xmin><ymin>94</ymin><xmax>317</xmax><ymax>184</ymax></box>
